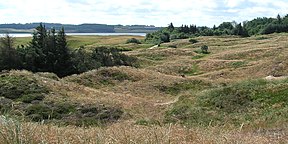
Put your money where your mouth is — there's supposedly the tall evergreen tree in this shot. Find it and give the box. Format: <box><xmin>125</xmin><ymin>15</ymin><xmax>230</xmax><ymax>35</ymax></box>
<box><xmin>167</xmin><ymin>22</ymin><xmax>174</xmax><ymax>32</ymax></box>
<box><xmin>0</xmin><ymin>34</ymin><xmax>20</xmax><ymax>70</ymax></box>
<box><xmin>233</xmin><ymin>23</ymin><xmax>244</xmax><ymax>36</ymax></box>
<box><xmin>55</xmin><ymin>27</ymin><xmax>71</xmax><ymax>76</ymax></box>
<box><xmin>30</xmin><ymin>23</ymin><xmax>48</xmax><ymax>71</ymax></box>
<box><xmin>277</xmin><ymin>14</ymin><xmax>282</xmax><ymax>24</ymax></box>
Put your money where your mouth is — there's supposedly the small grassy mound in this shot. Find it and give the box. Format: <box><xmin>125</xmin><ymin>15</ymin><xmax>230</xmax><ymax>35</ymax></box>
<box><xmin>165</xmin><ymin>79</ymin><xmax>288</xmax><ymax>127</ymax></box>
<box><xmin>65</xmin><ymin>67</ymin><xmax>139</xmax><ymax>88</ymax></box>
<box><xmin>0</xmin><ymin>73</ymin><xmax>48</xmax><ymax>103</ymax></box>
<box><xmin>0</xmin><ymin>71</ymin><xmax>123</xmax><ymax>126</ymax></box>
<box><xmin>24</xmin><ymin>102</ymin><xmax>123</xmax><ymax>126</ymax></box>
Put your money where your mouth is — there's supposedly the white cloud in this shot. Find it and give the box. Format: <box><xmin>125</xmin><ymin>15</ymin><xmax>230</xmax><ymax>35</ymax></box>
<box><xmin>224</xmin><ymin>0</ymin><xmax>246</xmax><ymax>8</ymax></box>
<box><xmin>0</xmin><ymin>0</ymin><xmax>287</xmax><ymax>27</ymax></box>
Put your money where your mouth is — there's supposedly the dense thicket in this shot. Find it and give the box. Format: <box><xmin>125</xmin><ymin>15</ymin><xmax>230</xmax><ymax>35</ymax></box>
<box><xmin>145</xmin><ymin>14</ymin><xmax>288</xmax><ymax>44</ymax></box>
<box><xmin>0</xmin><ymin>24</ymin><xmax>138</xmax><ymax>77</ymax></box>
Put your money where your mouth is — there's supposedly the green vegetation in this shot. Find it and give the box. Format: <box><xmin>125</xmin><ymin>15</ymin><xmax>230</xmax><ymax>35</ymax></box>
<box><xmin>165</xmin><ymin>79</ymin><xmax>288</xmax><ymax>127</ymax></box>
<box><xmin>178</xmin><ymin>65</ymin><xmax>202</xmax><ymax>76</ymax></box>
<box><xmin>126</xmin><ymin>38</ymin><xmax>141</xmax><ymax>44</ymax></box>
<box><xmin>66</xmin><ymin>68</ymin><xmax>135</xmax><ymax>88</ymax></box>
<box><xmin>194</xmin><ymin>46</ymin><xmax>210</xmax><ymax>54</ymax></box>
<box><xmin>0</xmin><ymin>74</ymin><xmax>48</xmax><ymax>101</ymax></box>
<box><xmin>0</xmin><ymin>24</ymin><xmax>138</xmax><ymax>77</ymax></box>
<box><xmin>200</xmin><ymin>45</ymin><xmax>209</xmax><ymax>54</ymax></box>
<box><xmin>145</xmin><ymin>14</ymin><xmax>288</xmax><ymax>45</ymax></box>
<box><xmin>0</xmin><ymin>72</ymin><xmax>123</xmax><ymax>126</ymax></box>
<box><xmin>229</xmin><ymin>61</ymin><xmax>247</xmax><ymax>68</ymax></box>
<box><xmin>192</xmin><ymin>54</ymin><xmax>207</xmax><ymax>59</ymax></box>
<box><xmin>2</xmin><ymin>14</ymin><xmax>288</xmax><ymax>143</ymax></box>
<box><xmin>156</xmin><ymin>79</ymin><xmax>211</xmax><ymax>96</ymax></box>
<box><xmin>189</xmin><ymin>38</ymin><xmax>198</xmax><ymax>44</ymax></box>
<box><xmin>24</xmin><ymin>102</ymin><xmax>123</xmax><ymax>126</ymax></box>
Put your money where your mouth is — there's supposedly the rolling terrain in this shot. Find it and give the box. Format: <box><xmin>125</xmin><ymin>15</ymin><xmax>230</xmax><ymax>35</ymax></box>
<box><xmin>1</xmin><ymin>34</ymin><xmax>288</xmax><ymax>143</ymax></box>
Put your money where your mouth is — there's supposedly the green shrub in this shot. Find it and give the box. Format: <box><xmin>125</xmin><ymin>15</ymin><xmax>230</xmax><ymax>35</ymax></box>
<box><xmin>126</xmin><ymin>38</ymin><xmax>141</xmax><ymax>44</ymax></box>
<box><xmin>25</xmin><ymin>103</ymin><xmax>55</xmax><ymax>121</ymax></box>
<box><xmin>18</xmin><ymin>94</ymin><xmax>45</xmax><ymax>103</ymax></box>
<box><xmin>22</xmin><ymin>101</ymin><xmax>123</xmax><ymax>126</ymax></box>
<box><xmin>168</xmin><ymin>45</ymin><xmax>177</xmax><ymax>48</ymax></box>
<box><xmin>189</xmin><ymin>39</ymin><xmax>198</xmax><ymax>44</ymax></box>
<box><xmin>201</xmin><ymin>45</ymin><xmax>209</xmax><ymax>54</ymax></box>
<box><xmin>74</xmin><ymin>105</ymin><xmax>123</xmax><ymax>127</ymax></box>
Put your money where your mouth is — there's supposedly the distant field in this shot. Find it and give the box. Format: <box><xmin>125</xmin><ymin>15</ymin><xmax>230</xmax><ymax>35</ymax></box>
<box><xmin>14</xmin><ymin>35</ymin><xmax>150</xmax><ymax>49</ymax></box>
<box><xmin>1</xmin><ymin>33</ymin><xmax>288</xmax><ymax>143</ymax></box>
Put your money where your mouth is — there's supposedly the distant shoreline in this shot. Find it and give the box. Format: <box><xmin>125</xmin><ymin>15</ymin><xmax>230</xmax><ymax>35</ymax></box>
<box><xmin>0</xmin><ymin>32</ymin><xmax>147</xmax><ymax>37</ymax></box>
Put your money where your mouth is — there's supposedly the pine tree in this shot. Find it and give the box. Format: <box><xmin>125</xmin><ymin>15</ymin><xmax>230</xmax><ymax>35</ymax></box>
<box><xmin>0</xmin><ymin>34</ymin><xmax>20</xmax><ymax>70</ymax></box>
<box><xmin>277</xmin><ymin>14</ymin><xmax>282</xmax><ymax>24</ymax></box>
<box><xmin>167</xmin><ymin>22</ymin><xmax>174</xmax><ymax>32</ymax></box>
<box><xmin>55</xmin><ymin>27</ymin><xmax>71</xmax><ymax>76</ymax></box>
<box><xmin>30</xmin><ymin>23</ymin><xmax>48</xmax><ymax>71</ymax></box>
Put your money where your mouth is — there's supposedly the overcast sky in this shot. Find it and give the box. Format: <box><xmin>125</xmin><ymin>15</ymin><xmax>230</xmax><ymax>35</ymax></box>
<box><xmin>0</xmin><ymin>0</ymin><xmax>288</xmax><ymax>27</ymax></box>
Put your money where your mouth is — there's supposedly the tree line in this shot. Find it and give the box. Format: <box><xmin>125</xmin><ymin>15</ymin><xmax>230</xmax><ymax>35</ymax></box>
<box><xmin>145</xmin><ymin>14</ymin><xmax>288</xmax><ymax>44</ymax></box>
<box><xmin>0</xmin><ymin>24</ymin><xmax>138</xmax><ymax>77</ymax></box>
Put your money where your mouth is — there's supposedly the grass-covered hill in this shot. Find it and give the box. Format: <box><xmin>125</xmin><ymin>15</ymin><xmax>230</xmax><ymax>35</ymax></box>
<box><xmin>1</xmin><ymin>34</ymin><xmax>288</xmax><ymax>143</ymax></box>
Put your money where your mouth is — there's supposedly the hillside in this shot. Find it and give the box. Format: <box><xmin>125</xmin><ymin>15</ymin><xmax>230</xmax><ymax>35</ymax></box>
<box><xmin>1</xmin><ymin>34</ymin><xmax>288</xmax><ymax>143</ymax></box>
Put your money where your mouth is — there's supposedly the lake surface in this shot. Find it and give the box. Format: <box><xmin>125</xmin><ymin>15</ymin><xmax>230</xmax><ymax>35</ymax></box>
<box><xmin>0</xmin><ymin>33</ymin><xmax>147</xmax><ymax>37</ymax></box>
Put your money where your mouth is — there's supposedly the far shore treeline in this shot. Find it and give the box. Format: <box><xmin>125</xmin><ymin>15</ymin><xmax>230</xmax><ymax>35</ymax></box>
<box><xmin>0</xmin><ymin>23</ymin><xmax>160</xmax><ymax>33</ymax></box>
<box><xmin>145</xmin><ymin>14</ymin><xmax>288</xmax><ymax>44</ymax></box>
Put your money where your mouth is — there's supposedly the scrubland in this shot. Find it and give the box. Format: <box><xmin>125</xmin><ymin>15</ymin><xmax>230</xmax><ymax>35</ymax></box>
<box><xmin>1</xmin><ymin>34</ymin><xmax>288</xmax><ymax>143</ymax></box>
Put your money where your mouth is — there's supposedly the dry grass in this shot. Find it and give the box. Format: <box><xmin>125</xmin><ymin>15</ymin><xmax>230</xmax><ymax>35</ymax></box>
<box><xmin>3</xmin><ymin>33</ymin><xmax>288</xmax><ymax>143</ymax></box>
<box><xmin>0</xmin><ymin>116</ymin><xmax>287</xmax><ymax>144</ymax></box>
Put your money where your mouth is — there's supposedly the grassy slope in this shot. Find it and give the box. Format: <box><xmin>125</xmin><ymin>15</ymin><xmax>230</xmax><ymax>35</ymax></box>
<box><xmin>1</xmin><ymin>34</ymin><xmax>288</xmax><ymax>143</ymax></box>
<box><xmin>14</xmin><ymin>35</ymin><xmax>149</xmax><ymax>49</ymax></box>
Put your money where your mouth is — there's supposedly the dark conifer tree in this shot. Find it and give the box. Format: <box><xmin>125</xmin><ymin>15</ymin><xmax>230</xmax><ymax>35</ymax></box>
<box><xmin>55</xmin><ymin>27</ymin><xmax>72</xmax><ymax>76</ymax></box>
<box><xmin>168</xmin><ymin>22</ymin><xmax>174</xmax><ymax>32</ymax></box>
<box><xmin>0</xmin><ymin>34</ymin><xmax>20</xmax><ymax>70</ymax></box>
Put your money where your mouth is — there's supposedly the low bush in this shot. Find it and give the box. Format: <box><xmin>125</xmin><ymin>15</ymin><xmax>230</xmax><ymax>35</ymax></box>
<box><xmin>126</xmin><ymin>38</ymin><xmax>141</xmax><ymax>44</ymax></box>
<box><xmin>168</xmin><ymin>45</ymin><xmax>177</xmax><ymax>48</ymax></box>
<box><xmin>189</xmin><ymin>39</ymin><xmax>198</xmax><ymax>44</ymax></box>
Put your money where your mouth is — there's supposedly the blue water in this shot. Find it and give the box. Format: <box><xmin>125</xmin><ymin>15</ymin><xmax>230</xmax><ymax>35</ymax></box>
<box><xmin>0</xmin><ymin>33</ymin><xmax>146</xmax><ymax>37</ymax></box>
